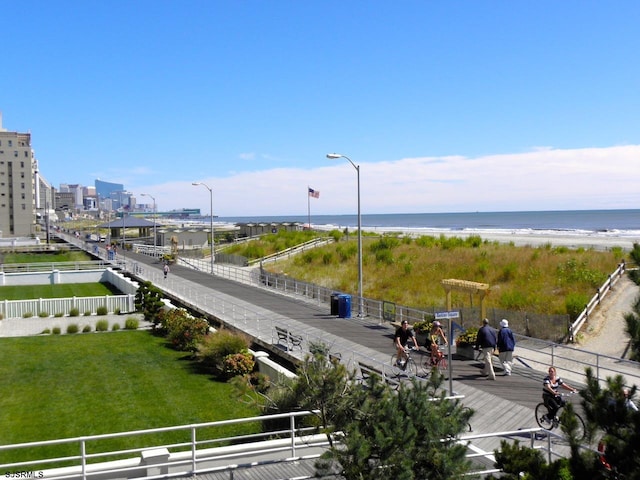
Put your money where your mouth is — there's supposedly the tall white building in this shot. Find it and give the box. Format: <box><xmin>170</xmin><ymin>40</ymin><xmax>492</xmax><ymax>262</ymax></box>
<box><xmin>0</xmin><ymin>112</ymin><xmax>40</xmax><ymax>237</ymax></box>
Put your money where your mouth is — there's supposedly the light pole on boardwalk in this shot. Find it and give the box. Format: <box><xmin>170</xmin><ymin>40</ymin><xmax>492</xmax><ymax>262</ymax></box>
<box><xmin>326</xmin><ymin>153</ymin><xmax>363</xmax><ymax>317</ymax></box>
<box><xmin>192</xmin><ymin>182</ymin><xmax>215</xmax><ymax>274</ymax></box>
<box><xmin>140</xmin><ymin>193</ymin><xmax>157</xmax><ymax>256</ymax></box>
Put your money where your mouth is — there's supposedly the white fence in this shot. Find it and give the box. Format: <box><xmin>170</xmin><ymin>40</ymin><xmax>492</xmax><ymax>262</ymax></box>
<box><xmin>0</xmin><ymin>268</ymin><xmax>138</xmax><ymax>318</ymax></box>
<box><xmin>569</xmin><ymin>261</ymin><xmax>627</xmax><ymax>342</ymax></box>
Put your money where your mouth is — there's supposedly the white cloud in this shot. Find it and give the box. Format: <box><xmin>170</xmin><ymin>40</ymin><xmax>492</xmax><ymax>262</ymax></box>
<box><xmin>134</xmin><ymin>145</ymin><xmax>640</xmax><ymax>216</ymax></box>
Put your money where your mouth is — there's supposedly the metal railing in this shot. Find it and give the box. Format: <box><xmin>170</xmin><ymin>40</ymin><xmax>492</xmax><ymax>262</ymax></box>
<box><xmin>0</xmin><ymin>410</ymin><xmax>325</xmax><ymax>480</ymax></box>
<box><xmin>0</xmin><ymin>261</ymin><xmax>112</xmax><ymax>273</ymax></box>
<box><xmin>0</xmin><ymin>410</ymin><xmax>576</xmax><ymax>480</ymax></box>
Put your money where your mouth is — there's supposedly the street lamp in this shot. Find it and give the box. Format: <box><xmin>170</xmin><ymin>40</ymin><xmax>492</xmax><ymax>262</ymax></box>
<box><xmin>140</xmin><ymin>193</ymin><xmax>157</xmax><ymax>255</ymax></box>
<box><xmin>192</xmin><ymin>182</ymin><xmax>215</xmax><ymax>274</ymax></box>
<box><xmin>326</xmin><ymin>153</ymin><xmax>363</xmax><ymax>317</ymax></box>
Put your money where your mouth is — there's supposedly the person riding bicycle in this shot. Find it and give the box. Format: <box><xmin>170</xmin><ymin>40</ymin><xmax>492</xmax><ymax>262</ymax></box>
<box><xmin>394</xmin><ymin>320</ymin><xmax>419</xmax><ymax>366</ymax></box>
<box><xmin>429</xmin><ymin>321</ymin><xmax>448</xmax><ymax>365</ymax></box>
<box><xmin>542</xmin><ymin>366</ymin><xmax>578</xmax><ymax>423</ymax></box>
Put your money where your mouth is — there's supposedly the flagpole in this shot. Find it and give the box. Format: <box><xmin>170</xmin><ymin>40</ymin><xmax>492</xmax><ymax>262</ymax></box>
<box><xmin>307</xmin><ymin>186</ymin><xmax>311</xmax><ymax>229</ymax></box>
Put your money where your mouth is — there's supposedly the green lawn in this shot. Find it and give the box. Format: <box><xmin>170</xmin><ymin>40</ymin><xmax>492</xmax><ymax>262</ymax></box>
<box><xmin>0</xmin><ymin>283</ymin><xmax>118</xmax><ymax>300</ymax></box>
<box><xmin>0</xmin><ymin>331</ymin><xmax>261</xmax><ymax>465</ymax></box>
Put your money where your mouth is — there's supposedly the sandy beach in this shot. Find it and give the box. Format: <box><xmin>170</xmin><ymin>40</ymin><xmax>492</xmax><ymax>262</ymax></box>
<box><xmin>364</xmin><ymin>227</ymin><xmax>639</xmax><ymax>252</ymax></box>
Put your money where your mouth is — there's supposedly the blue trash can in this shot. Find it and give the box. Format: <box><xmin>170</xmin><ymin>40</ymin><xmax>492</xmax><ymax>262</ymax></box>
<box><xmin>338</xmin><ymin>294</ymin><xmax>352</xmax><ymax>319</ymax></box>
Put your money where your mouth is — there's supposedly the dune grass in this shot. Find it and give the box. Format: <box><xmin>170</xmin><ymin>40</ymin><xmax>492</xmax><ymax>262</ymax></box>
<box><xmin>0</xmin><ymin>283</ymin><xmax>119</xmax><ymax>300</ymax></box>
<box><xmin>266</xmin><ymin>234</ymin><xmax>625</xmax><ymax>316</ymax></box>
<box><xmin>0</xmin><ymin>331</ymin><xmax>260</xmax><ymax>466</ymax></box>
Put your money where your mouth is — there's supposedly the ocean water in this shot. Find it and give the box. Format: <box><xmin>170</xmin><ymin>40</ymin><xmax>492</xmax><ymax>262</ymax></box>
<box><xmin>215</xmin><ymin>209</ymin><xmax>640</xmax><ymax>239</ymax></box>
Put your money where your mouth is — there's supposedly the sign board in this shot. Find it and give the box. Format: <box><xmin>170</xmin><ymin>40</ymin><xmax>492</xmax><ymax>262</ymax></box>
<box><xmin>382</xmin><ymin>301</ymin><xmax>396</xmax><ymax>322</ymax></box>
<box><xmin>435</xmin><ymin>311</ymin><xmax>460</xmax><ymax>320</ymax></box>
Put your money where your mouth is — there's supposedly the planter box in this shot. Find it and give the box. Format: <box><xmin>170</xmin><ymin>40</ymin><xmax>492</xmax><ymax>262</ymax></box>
<box><xmin>455</xmin><ymin>344</ymin><xmax>476</xmax><ymax>360</ymax></box>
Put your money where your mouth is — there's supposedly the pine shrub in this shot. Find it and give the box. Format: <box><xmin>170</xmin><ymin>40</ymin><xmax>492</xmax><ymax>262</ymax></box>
<box><xmin>82</xmin><ymin>325</ymin><xmax>92</xmax><ymax>333</ymax></box>
<box><xmin>52</xmin><ymin>327</ymin><xmax>61</xmax><ymax>335</ymax></box>
<box><xmin>66</xmin><ymin>324</ymin><xmax>79</xmax><ymax>334</ymax></box>
<box><xmin>112</xmin><ymin>323</ymin><xmax>120</xmax><ymax>331</ymax></box>
<box><xmin>69</xmin><ymin>308</ymin><xmax>80</xmax><ymax>317</ymax></box>
<box><xmin>96</xmin><ymin>306</ymin><xmax>108</xmax><ymax>316</ymax></box>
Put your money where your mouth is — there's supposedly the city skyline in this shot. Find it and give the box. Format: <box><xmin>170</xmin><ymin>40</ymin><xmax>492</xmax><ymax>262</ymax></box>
<box><xmin>2</xmin><ymin>1</ymin><xmax>639</xmax><ymax>216</ymax></box>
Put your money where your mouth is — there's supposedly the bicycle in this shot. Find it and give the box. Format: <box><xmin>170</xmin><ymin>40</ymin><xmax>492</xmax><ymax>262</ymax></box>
<box><xmin>391</xmin><ymin>347</ymin><xmax>419</xmax><ymax>376</ymax></box>
<box><xmin>420</xmin><ymin>344</ymin><xmax>448</xmax><ymax>377</ymax></box>
<box><xmin>535</xmin><ymin>392</ymin><xmax>586</xmax><ymax>440</ymax></box>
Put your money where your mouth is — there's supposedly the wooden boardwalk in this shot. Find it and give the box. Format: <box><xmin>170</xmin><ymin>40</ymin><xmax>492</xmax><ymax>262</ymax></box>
<box><xmin>121</xmin><ymin>250</ymin><xmax>576</xmax><ymax>477</ymax></box>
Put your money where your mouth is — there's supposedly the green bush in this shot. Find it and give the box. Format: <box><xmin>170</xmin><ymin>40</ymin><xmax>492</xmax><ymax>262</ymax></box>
<box><xmin>114</xmin><ymin>307</ymin><xmax>121</xmax><ymax>315</ymax></box>
<box><xmin>82</xmin><ymin>325</ymin><xmax>92</xmax><ymax>333</ymax></box>
<box><xmin>69</xmin><ymin>308</ymin><xmax>80</xmax><ymax>317</ymax></box>
<box><xmin>41</xmin><ymin>328</ymin><xmax>51</xmax><ymax>334</ymax></box>
<box><xmin>162</xmin><ymin>309</ymin><xmax>210</xmax><ymax>351</ymax></box>
<box><xmin>22</xmin><ymin>312</ymin><xmax>33</xmax><ymax>318</ymax></box>
<box><xmin>196</xmin><ymin>330</ymin><xmax>250</xmax><ymax>375</ymax></box>
<box><xmin>95</xmin><ymin>319</ymin><xmax>109</xmax><ymax>332</ymax></box>
<box><xmin>84</xmin><ymin>310</ymin><xmax>92</xmax><ymax>316</ymax></box>
<box><xmin>112</xmin><ymin>323</ymin><xmax>120</xmax><ymax>331</ymax></box>
<box><xmin>52</xmin><ymin>327</ymin><xmax>61</xmax><ymax>335</ymax></box>
<box><xmin>38</xmin><ymin>311</ymin><xmax>49</xmax><ymax>318</ymax></box>
<box><xmin>96</xmin><ymin>306</ymin><xmax>108</xmax><ymax>316</ymax></box>
<box><xmin>54</xmin><ymin>312</ymin><xmax>64</xmax><ymax>318</ymax></box>
<box><xmin>124</xmin><ymin>317</ymin><xmax>139</xmax><ymax>330</ymax></box>
<box><xmin>66</xmin><ymin>324</ymin><xmax>79</xmax><ymax>334</ymax></box>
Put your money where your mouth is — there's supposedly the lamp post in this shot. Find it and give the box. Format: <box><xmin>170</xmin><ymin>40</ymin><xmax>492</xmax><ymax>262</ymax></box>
<box><xmin>192</xmin><ymin>182</ymin><xmax>215</xmax><ymax>274</ymax></box>
<box><xmin>140</xmin><ymin>193</ymin><xmax>157</xmax><ymax>256</ymax></box>
<box><xmin>326</xmin><ymin>153</ymin><xmax>363</xmax><ymax>317</ymax></box>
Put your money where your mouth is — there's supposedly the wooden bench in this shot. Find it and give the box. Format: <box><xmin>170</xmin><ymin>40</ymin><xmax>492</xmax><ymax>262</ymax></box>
<box><xmin>274</xmin><ymin>326</ymin><xmax>303</xmax><ymax>351</ymax></box>
<box><xmin>357</xmin><ymin>361</ymin><xmax>401</xmax><ymax>390</ymax></box>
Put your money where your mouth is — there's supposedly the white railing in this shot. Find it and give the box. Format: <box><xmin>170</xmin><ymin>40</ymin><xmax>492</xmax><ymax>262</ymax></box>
<box><xmin>247</xmin><ymin>236</ymin><xmax>334</xmax><ymax>266</ymax></box>
<box><xmin>131</xmin><ymin>244</ymin><xmax>171</xmax><ymax>258</ymax></box>
<box><xmin>0</xmin><ymin>411</ymin><xmax>325</xmax><ymax>480</ymax></box>
<box><xmin>569</xmin><ymin>261</ymin><xmax>627</xmax><ymax>342</ymax></box>
<box><xmin>0</xmin><ymin>294</ymin><xmax>136</xmax><ymax>318</ymax></box>
<box><xmin>0</xmin><ymin>411</ymin><xmax>575</xmax><ymax>480</ymax></box>
<box><xmin>0</xmin><ymin>261</ymin><xmax>111</xmax><ymax>273</ymax></box>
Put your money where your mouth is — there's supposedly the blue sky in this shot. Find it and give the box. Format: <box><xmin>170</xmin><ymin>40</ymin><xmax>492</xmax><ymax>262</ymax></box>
<box><xmin>2</xmin><ymin>1</ymin><xmax>639</xmax><ymax>216</ymax></box>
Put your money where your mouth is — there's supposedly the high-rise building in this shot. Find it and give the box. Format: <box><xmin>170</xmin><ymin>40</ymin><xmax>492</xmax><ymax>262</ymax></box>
<box><xmin>0</xmin><ymin>113</ymin><xmax>40</xmax><ymax>237</ymax></box>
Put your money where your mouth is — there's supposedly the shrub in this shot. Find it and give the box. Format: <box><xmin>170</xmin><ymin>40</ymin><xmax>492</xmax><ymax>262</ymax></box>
<box><xmin>95</xmin><ymin>319</ymin><xmax>109</xmax><ymax>332</ymax></box>
<box><xmin>163</xmin><ymin>309</ymin><xmax>210</xmax><ymax>351</ymax></box>
<box><xmin>196</xmin><ymin>330</ymin><xmax>251</xmax><ymax>375</ymax></box>
<box><xmin>54</xmin><ymin>312</ymin><xmax>64</xmax><ymax>318</ymax></box>
<box><xmin>66</xmin><ymin>324</ymin><xmax>79</xmax><ymax>334</ymax></box>
<box><xmin>124</xmin><ymin>317</ymin><xmax>139</xmax><ymax>330</ymax></box>
<box><xmin>565</xmin><ymin>292</ymin><xmax>589</xmax><ymax>320</ymax></box>
<box><xmin>69</xmin><ymin>308</ymin><xmax>80</xmax><ymax>317</ymax></box>
<box><xmin>22</xmin><ymin>312</ymin><xmax>33</xmax><ymax>318</ymax></box>
<box><xmin>222</xmin><ymin>352</ymin><xmax>255</xmax><ymax>379</ymax></box>
<box><xmin>114</xmin><ymin>307</ymin><xmax>121</xmax><ymax>315</ymax></box>
<box><xmin>84</xmin><ymin>310</ymin><xmax>92</xmax><ymax>316</ymax></box>
<box><xmin>38</xmin><ymin>311</ymin><xmax>49</xmax><ymax>318</ymax></box>
<box><xmin>96</xmin><ymin>306</ymin><xmax>108</xmax><ymax>316</ymax></box>
<box><xmin>82</xmin><ymin>325</ymin><xmax>92</xmax><ymax>333</ymax></box>
<box><xmin>41</xmin><ymin>328</ymin><xmax>51</xmax><ymax>334</ymax></box>
<box><xmin>52</xmin><ymin>327</ymin><xmax>61</xmax><ymax>335</ymax></box>
<box><xmin>0</xmin><ymin>313</ymin><xmax>3</xmax><ymax>321</ymax></box>
<box><xmin>112</xmin><ymin>323</ymin><xmax>120</xmax><ymax>331</ymax></box>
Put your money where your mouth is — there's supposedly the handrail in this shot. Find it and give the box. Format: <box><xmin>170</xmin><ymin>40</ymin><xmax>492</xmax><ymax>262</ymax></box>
<box><xmin>569</xmin><ymin>261</ymin><xmax>627</xmax><ymax>342</ymax></box>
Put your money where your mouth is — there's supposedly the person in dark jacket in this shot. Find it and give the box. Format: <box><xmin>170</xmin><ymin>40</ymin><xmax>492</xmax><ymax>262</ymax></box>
<box><xmin>497</xmin><ymin>319</ymin><xmax>516</xmax><ymax>376</ymax></box>
<box><xmin>475</xmin><ymin>318</ymin><xmax>497</xmax><ymax>380</ymax></box>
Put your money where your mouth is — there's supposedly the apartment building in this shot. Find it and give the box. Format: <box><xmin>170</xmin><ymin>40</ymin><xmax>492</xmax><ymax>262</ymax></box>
<box><xmin>0</xmin><ymin>113</ymin><xmax>39</xmax><ymax>237</ymax></box>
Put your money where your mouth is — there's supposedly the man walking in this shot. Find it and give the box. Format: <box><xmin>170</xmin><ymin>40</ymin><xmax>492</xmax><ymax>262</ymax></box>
<box><xmin>475</xmin><ymin>318</ymin><xmax>497</xmax><ymax>380</ymax></box>
<box><xmin>497</xmin><ymin>319</ymin><xmax>516</xmax><ymax>376</ymax></box>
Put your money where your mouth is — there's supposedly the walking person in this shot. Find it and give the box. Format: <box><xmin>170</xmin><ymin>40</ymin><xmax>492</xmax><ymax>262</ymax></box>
<box><xmin>163</xmin><ymin>263</ymin><xmax>170</xmax><ymax>279</ymax></box>
<box><xmin>475</xmin><ymin>318</ymin><xmax>497</xmax><ymax>380</ymax></box>
<box><xmin>497</xmin><ymin>319</ymin><xmax>516</xmax><ymax>376</ymax></box>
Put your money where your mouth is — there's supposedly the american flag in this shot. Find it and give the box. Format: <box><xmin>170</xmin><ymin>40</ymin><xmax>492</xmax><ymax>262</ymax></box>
<box><xmin>308</xmin><ymin>187</ymin><xmax>320</xmax><ymax>198</ymax></box>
